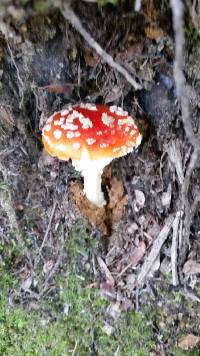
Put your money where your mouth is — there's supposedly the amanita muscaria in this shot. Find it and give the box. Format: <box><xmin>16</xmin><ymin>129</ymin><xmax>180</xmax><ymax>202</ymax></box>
<box><xmin>42</xmin><ymin>104</ymin><xmax>142</xmax><ymax>207</ymax></box>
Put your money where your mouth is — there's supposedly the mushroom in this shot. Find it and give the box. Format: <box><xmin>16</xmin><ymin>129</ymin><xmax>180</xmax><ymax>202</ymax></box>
<box><xmin>42</xmin><ymin>103</ymin><xmax>142</xmax><ymax>207</ymax></box>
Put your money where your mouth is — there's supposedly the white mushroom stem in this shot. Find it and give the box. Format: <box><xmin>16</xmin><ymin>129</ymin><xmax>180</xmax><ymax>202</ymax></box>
<box><xmin>72</xmin><ymin>149</ymin><xmax>112</xmax><ymax>208</ymax></box>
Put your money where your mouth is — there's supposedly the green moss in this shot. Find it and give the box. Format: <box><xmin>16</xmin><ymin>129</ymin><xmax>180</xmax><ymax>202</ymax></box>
<box><xmin>185</xmin><ymin>23</ymin><xmax>200</xmax><ymax>45</ymax></box>
<box><xmin>0</xmin><ymin>222</ymin><xmax>156</xmax><ymax>355</ymax></box>
<box><xmin>33</xmin><ymin>0</ymin><xmax>61</xmax><ymax>13</ymax></box>
<box><xmin>0</xmin><ymin>280</ymin><xmax>155</xmax><ymax>354</ymax></box>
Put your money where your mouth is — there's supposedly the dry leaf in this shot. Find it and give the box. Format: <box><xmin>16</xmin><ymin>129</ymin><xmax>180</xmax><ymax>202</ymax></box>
<box><xmin>0</xmin><ymin>106</ymin><xmax>15</xmax><ymax>126</ymax></box>
<box><xmin>102</xmin><ymin>322</ymin><xmax>114</xmax><ymax>336</ymax></box>
<box><xmin>133</xmin><ymin>189</ymin><xmax>145</xmax><ymax>212</ymax></box>
<box><xmin>99</xmin><ymin>281</ymin><xmax>116</xmax><ymax>300</ymax></box>
<box><xmin>178</xmin><ymin>334</ymin><xmax>200</xmax><ymax>350</ymax></box>
<box><xmin>127</xmin><ymin>222</ymin><xmax>139</xmax><ymax>235</ymax></box>
<box><xmin>39</xmin><ymin>82</ymin><xmax>75</xmax><ymax>95</ymax></box>
<box><xmin>145</xmin><ymin>27</ymin><xmax>163</xmax><ymax>40</ymax></box>
<box><xmin>115</xmin><ymin>43</ymin><xmax>144</xmax><ymax>62</ymax></box>
<box><xmin>21</xmin><ymin>276</ymin><xmax>32</xmax><ymax>291</ymax></box>
<box><xmin>84</xmin><ymin>50</ymin><xmax>99</xmax><ymax>67</ymax></box>
<box><xmin>43</xmin><ymin>260</ymin><xmax>54</xmax><ymax>274</ymax></box>
<box><xmin>105</xmin><ymin>86</ymin><xmax>122</xmax><ymax>103</ymax></box>
<box><xmin>131</xmin><ymin>241</ymin><xmax>146</xmax><ymax>267</ymax></box>
<box><xmin>183</xmin><ymin>260</ymin><xmax>200</xmax><ymax>276</ymax></box>
<box><xmin>106</xmin><ymin>302</ymin><xmax>121</xmax><ymax>320</ymax></box>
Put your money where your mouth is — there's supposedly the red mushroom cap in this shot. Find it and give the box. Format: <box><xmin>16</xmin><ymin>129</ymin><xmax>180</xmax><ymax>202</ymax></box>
<box><xmin>42</xmin><ymin>104</ymin><xmax>142</xmax><ymax>161</ymax></box>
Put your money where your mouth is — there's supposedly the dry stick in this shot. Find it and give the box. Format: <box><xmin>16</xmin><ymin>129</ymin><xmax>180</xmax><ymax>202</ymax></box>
<box><xmin>7</xmin><ymin>42</ymin><xmax>24</xmax><ymax>108</ymax></box>
<box><xmin>170</xmin><ymin>0</ymin><xmax>200</xmax><ymax>262</ymax></box>
<box><xmin>61</xmin><ymin>5</ymin><xmax>141</xmax><ymax>91</ymax></box>
<box><xmin>134</xmin><ymin>0</ymin><xmax>142</xmax><ymax>12</ymax></box>
<box><xmin>171</xmin><ymin>211</ymin><xmax>181</xmax><ymax>286</ymax></box>
<box><xmin>181</xmin><ymin>147</ymin><xmax>199</xmax><ymax>201</ymax></box>
<box><xmin>170</xmin><ymin>0</ymin><xmax>200</xmax><ymax>165</ymax></box>
<box><xmin>137</xmin><ymin>215</ymin><xmax>174</xmax><ymax>286</ymax></box>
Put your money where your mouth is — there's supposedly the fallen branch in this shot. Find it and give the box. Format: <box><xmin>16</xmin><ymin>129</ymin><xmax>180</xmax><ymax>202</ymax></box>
<box><xmin>170</xmin><ymin>0</ymin><xmax>199</xmax><ymax>150</ymax></box>
<box><xmin>137</xmin><ymin>215</ymin><xmax>174</xmax><ymax>285</ymax></box>
<box><xmin>170</xmin><ymin>0</ymin><xmax>200</xmax><ymax>263</ymax></box>
<box><xmin>61</xmin><ymin>4</ymin><xmax>141</xmax><ymax>90</ymax></box>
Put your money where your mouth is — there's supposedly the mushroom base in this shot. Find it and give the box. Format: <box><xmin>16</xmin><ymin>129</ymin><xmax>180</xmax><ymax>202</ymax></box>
<box><xmin>72</xmin><ymin>149</ymin><xmax>112</xmax><ymax>208</ymax></box>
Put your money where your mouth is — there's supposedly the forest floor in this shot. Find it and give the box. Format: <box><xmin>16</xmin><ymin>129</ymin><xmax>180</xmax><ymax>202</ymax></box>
<box><xmin>0</xmin><ymin>0</ymin><xmax>200</xmax><ymax>355</ymax></box>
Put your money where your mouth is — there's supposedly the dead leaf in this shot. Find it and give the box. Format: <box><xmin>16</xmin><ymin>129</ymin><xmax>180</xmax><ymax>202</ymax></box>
<box><xmin>8</xmin><ymin>5</ymin><xmax>25</xmax><ymax>21</ymax></box>
<box><xmin>102</xmin><ymin>322</ymin><xmax>114</xmax><ymax>336</ymax></box>
<box><xmin>178</xmin><ymin>334</ymin><xmax>200</xmax><ymax>350</ymax></box>
<box><xmin>145</xmin><ymin>27</ymin><xmax>163</xmax><ymax>40</ymax></box>
<box><xmin>108</xmin><ymin>177</ymin><xmax>126</xmax><ymax>209</ymax></box>
<box><xmin>133</xmin><ymin>189</ymin><xmax>145</xmax><ymax>212</ymax></box>
<box><xmin>105</xmin><ymin>86</ymin><xmax>122</xmax><ymax>104</ymax></box>
<box><xmin>115</xmin><ymin>43</ymin><xmax>144</xmax><ymax>62</ymax></box>
<box><xmin>39</xmin><ymin>82</ymin><xmax>76</xmax><ymax>95</ymax></box>
<box><xmin>83</xmin><ymin>50</ymin><xmax>99</xmax><ymax>67</ymax></box>
<box><xmin>97</xmin><ymin>256</ymin><xmax>115</xmax><ymax>285</ymax></box>
<box><xmin>126</xmin><ymin>273</ymin><xmax>136</xmax><ymax>289</ymax></box>
<box><xmin>120</xmin><ymin>299</ymin><xmax>134</xmax><ymax>311</ymax></box>
<box><xmin>99</xmin><ymin>281</ymin><xmax>116</xmax><ymax>300</ymax></box>
<box><xmin>146</xmin><ymin>218</ymin><xmax>160</xmax><ymax>243</ymax></box>
<box><xmin>106</xmin><ymin>302</ymin><xmax>121</xmax><ymax>319</ymax></box>
<box><xmin>0</xmin><ymin>106</ymin><xmax>15</xmax><ymax>126</ymax></box>
<box><xmin>21</xmin><ymin>276</ymin><xmax>32</xmax><ymax>291</ymax></box>
<box><xmin>131</xmin><ymin>240</ymin><xmax>146</xmax><ymax>267</ymax></box>
<box><xmin>43</xmin><ymin>260</ymin><xmax>54</xmax><ymax>274</ymax></box>
<box><xmin>127</xmin><ymin>222</ymin><xmax>139</xmax><ymax>235</ymax></box>
<box><xmin>183</xmin><ymin>260</ymin><xmax>200</xmax><ymax>276</ymax></box>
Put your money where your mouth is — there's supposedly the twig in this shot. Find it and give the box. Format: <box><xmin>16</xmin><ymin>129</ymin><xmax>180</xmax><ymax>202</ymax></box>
<box><xmin>170</xmin><ymin>0</ymin><xmax>200</xmax><ymax>263</ymax></box>
<box><xmin>171</xmin><ymin>211</ymin><xmax>181</xmax><ymax>286</ymax></box>
<box><xmin>181</xmin><ymin>146</ymin><xmax>199</xmax><ymax>202</ymax></box>
<box><xmin>137</xmin><ymin>215</ymin><xmax>174</xmax><ymax>285</ymax></box>
<box><xmin>7</xmin><ymin>42</ymin><xmax>24</xmax><ymax>108</ymax></box>
<box><xmin>61</xmin><ymin>4</ymin><xmax>141</xmax><ymax>90</ymax></box>
<box><xmin>117</xmin><ymin>261</ymin><xmax>133</xmax><ymax>279</ymax></box>
<box><xmin>39</xmin><ymin>201</ymin><xmax>57</xmax><ymax>254</ymax></box>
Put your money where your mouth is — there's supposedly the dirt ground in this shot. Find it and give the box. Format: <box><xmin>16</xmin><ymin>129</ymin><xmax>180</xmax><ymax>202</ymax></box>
<box><xmin>0</xmin><ymin>0</ymin><xmax>200</xmax><ymax>354</ymax></box>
